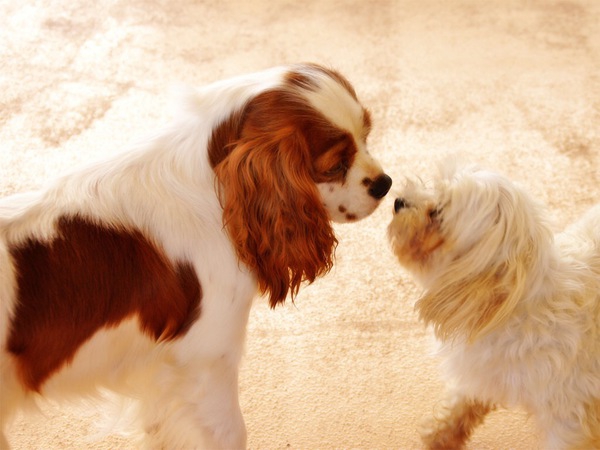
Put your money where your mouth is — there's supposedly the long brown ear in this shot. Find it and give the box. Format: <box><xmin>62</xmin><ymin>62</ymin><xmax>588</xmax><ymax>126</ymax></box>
<box><xmin>415</xmin><ymin>258</ymin><xmax>526</xmax><ymax>342</ymax></box>
<box><xmin>213</xmin><ymin>128</ymin><xmax>337</xmax><ymax>308</ymax></box>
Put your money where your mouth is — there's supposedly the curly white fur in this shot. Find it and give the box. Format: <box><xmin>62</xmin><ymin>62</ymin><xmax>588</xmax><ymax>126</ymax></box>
<box><xmin>388</xmin><ymin>162</ymin><xmax>600</xmax><ymax>449</ymax></box>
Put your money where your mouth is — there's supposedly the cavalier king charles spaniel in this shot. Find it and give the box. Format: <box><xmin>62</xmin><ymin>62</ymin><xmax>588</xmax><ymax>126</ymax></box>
<box><xmin>388</xmin><ymin>161</ymin><xmax>599</xmax><ymax>449</ymax></box>
<box><xmin>0</xmin><ymin>63</ymin><xmax>391</xmax><ymax>448</ymax></box>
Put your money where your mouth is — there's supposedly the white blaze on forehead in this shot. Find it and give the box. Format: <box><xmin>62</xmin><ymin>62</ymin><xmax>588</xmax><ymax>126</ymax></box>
<box><xmin>300</xmin><ymin>71</ymin><xmax>365</xmax><ymax>140</ymax></box>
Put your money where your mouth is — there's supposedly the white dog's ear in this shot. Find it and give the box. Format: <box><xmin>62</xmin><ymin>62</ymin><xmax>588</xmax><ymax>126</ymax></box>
<box><xmin>415</xmin><ymin>258</ymin><xmax>526</xmax><ymax>342</ymax></box>
<box><xmin>415</xmin><ymin>170</ymin><xmax>552</xmax><ymax>342</ymax></box>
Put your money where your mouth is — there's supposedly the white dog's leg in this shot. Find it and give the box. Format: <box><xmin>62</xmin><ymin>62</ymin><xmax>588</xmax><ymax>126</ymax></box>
<box><xmin>420</xmin><ymin>392</ymin><xmax>494</xmax><ymax>449</ymax></box>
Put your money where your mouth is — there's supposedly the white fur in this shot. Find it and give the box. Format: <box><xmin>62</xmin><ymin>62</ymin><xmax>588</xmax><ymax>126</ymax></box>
<box><xmin>0</xmin><ymin>64</ymin><xmax>389</xmax><ymax>449</ymax></box>
<box><xmin>389</xmin><ymin>162</ymin><xmax>600</xmax><ymax>449</ymax></box>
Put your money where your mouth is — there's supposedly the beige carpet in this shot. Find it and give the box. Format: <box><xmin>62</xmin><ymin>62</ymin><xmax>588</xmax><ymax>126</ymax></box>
<box><xmin>1</xmin><ymin>0</ymin><xmax>599</xmax><ymax>448</ymax></box>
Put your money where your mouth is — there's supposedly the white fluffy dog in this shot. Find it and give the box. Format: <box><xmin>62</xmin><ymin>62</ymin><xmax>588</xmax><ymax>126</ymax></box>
<box><xmin>388</xmin><ymin>162</ymin><xmax>600</xmax><ymax>449</ymax></box>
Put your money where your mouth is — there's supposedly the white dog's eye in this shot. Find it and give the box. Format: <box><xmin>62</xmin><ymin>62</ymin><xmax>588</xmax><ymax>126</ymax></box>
<box><xmin>429</xmin><ymin>208</ymin><xmax>440</xmax><ymax>220</ymax></box>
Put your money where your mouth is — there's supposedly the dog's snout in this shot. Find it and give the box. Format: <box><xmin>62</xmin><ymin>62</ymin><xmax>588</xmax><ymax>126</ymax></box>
<box><xmin>368</xmin><ymin>174</ymin><xmax>392</xmax><ymax>199</ymax></box>
<box><xmin>394</xmin><ymin>197</ymin><xmax>408</xmax><ymax>213</ymax></box>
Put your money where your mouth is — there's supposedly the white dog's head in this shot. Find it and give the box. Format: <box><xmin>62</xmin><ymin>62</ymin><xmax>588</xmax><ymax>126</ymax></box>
<box><xmin>388</xmin><ymin>161</ymin><xmax>553</xmax><ymax>341</ymax></box>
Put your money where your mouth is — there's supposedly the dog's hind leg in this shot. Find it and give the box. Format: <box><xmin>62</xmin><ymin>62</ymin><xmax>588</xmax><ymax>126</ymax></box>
<box><xmin>419</xmin><ymin>392</ymin><xmax>495</xmax><ymax>450</ymax></box>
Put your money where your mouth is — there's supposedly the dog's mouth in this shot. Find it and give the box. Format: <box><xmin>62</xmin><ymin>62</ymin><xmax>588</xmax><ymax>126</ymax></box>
<box><xmin>388</xmin><ymin>197</ymin><xmax>447</xmax><ymax>264</ymax></box>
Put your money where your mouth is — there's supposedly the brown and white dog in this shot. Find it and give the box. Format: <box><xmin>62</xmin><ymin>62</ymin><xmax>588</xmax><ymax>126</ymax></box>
<box><xmin>0</xmin><ymin>63</ymin><xmax>391</xmax><ymax>448</ymax></box>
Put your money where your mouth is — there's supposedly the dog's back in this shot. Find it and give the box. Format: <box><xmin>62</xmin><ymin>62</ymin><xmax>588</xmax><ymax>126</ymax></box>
<box><xmin>557</xmin><ymin>204</ymin><xmax>600</xmax><ymax>444</ymax></box>
<box><xmin>557</xmin><ymin>204</ymin><xmax>600</xmax><ymax>308</ymax></box>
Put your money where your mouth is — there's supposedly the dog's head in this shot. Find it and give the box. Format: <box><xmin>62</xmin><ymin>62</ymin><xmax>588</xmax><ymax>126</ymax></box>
<box><xmin>206</xmin><ymin>64</ymin><xmax>391</xmax><ymax>307</ymax></box>
<box><xmin>388</xmin><ymin>161</ymin><xmax>552</xmax><ymax>341</ymax></box>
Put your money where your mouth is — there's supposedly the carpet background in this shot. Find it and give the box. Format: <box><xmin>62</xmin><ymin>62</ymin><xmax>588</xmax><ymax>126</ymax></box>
<box><xmin>1</xmin><ymin>1</ymin><xmax>599</xmax><ymax>448</ymax></box>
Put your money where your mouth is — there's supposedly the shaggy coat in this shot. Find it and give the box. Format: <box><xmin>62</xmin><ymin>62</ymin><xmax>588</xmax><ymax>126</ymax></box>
<box><xmin>389</xmin><ymin>162</ymin><xmax>600</xmax><ymax>449</ymax></box>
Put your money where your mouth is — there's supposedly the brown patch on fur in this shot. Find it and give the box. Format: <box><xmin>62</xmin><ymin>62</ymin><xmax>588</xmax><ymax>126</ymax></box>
<box><xmin>362</xmin><ymin>109</ymin><xmax>372</xmax><ymax>139</ymax></box>
<box><xmin>284</xmin><ymin>69</ymin><xmax>318</xmax><ymax>91</ymax></box>
<box><xmin>409</xmin><ymin>213</ymin><xmax>445</xmax><ymax>265</ymax></box>
<box><xmin>206</xmin><ymin>65</ymin><xmax>376</xmax><ymax>307</ymax></box>
<box><xmin>208</xmin><ymin>106</ymin><xmax>246</xmax><ymax>169</ymax></box>
<box><xmin>389</xmin><ymin>206</ymin><xmax>445</xmax><ymax>274</ymax></box>
<box><xmin>286</xmin><ymin>63</ymin><xmax>358</xmax><ymax>101</ymax></box>
<box><xmin>420</xmin><ymin>396</ymin><xmax>494</xmax><ymax>449</ymax></box>
<box><xmin>208</xmin><ymin>73</ymin><xmax>357</xmax><ymax>184</ymax></box>
<box><xmin>7</xmin><ymin>216</ymin><xmax>201</xmax><ymax>392</ymax></box>
<box><xmin>208</xmin><ymin>78</ymin><xmax>359</xmax><ymax>306</ymax></box>
<box><xmin>312</xmin><ymin>132</ymin><xmax>356</xmax><ymax>183</ymax></box>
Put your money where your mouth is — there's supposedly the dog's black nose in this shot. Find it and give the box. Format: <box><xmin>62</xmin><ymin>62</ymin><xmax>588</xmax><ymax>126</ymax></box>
<box><xmin>394</xmin><ymin>197</ymin><xmax>408</xmax><ymax>213</ymax></box>
<box><xmin>368</xmin><ymin>174</ymin><xmax>392</xmax><ymax>199</ymax></box>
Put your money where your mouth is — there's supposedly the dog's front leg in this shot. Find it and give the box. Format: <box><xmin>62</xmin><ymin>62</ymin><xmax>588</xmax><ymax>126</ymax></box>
<box><xmin>139</xmin><ymin>357</ymin><xmax>246</xmax><ymax>450</ymax></box>
<box><xmin>419</xmin><ymin>392</ymin><xmax>494</xmax><ymax>449</ymax></box>
<box><xmin>194</xmin><ymin>359</ymin><xmax>247</xmax><ymax>450</ymax></box>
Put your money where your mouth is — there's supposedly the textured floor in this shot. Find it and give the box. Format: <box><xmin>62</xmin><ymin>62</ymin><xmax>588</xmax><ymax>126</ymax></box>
<box><xmin>1</xmin><ymin>0</ymin><xmax>599</xmax><ymax>448</ymax></box>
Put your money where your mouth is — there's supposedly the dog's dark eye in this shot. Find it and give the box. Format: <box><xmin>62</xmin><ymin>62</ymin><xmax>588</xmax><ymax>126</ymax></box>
<box><xmin>327</xmin><ymin>162</ymin><xmax>347</xmax><ymax>176</ymax></box>
<box><xmin>429</xmin><ymin>208</ymin><xmax>440</xmax><ymax>220</ymax></box>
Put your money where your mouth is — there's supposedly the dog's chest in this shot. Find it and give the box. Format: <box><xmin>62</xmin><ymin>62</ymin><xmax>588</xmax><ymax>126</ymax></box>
<box><xmin>440</xmin><ymin>340</ymin><xmax>533</xmax><ymax>406</ymax></box>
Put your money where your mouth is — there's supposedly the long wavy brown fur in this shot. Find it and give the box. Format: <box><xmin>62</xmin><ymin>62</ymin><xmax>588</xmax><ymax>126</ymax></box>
<box><xmin>212</xmin><ymin>88</ymin><xmax>340</xmax><ymax>307</ymax></box>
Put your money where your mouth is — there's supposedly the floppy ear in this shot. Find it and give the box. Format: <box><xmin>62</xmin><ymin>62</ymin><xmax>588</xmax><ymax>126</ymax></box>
<box><xmin>213</xmin><ymin>129</ymin><xmax>337</xmax><ymax>308</ymax></box>
<box><xmin>416</xmin><ymin>230</ymin><xmax>534</xmax><ymax>342</ymax></box>
<box><xmin>416</xmin><ymin>175</ymin><xmax>553</xmax><ymax>342</ymax></box>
